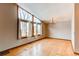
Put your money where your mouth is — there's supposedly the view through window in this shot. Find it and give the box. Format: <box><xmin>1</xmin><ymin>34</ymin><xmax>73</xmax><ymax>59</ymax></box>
<box><xmin>18</xmin><ymin>7</ymin><xmax>42</xmax><ymax>39</ymax></box>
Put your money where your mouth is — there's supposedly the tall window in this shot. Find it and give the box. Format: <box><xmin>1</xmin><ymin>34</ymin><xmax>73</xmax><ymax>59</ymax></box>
<box><xmin>20</xmin><ymin>21</ymin><xmax>27</xmax><ymax>38</ymax></box>
<box><xmin>37</xmin><ymin>24</ymin><xmax>42</xmax><ymax>35</ymax></box>
<box><xmin>18</xmin><ymin>7</ymin><xmax>42</xmax><ymax>39</ymax></box>
<box><xmin>18</xmin><ymin>7</ymin><xmax>32</xmax><ymax>38</ymax></box>
<box><xmin>34</xmin><ymin>17</ymin><xmax>42</xmax><ymax>36</ymax></box>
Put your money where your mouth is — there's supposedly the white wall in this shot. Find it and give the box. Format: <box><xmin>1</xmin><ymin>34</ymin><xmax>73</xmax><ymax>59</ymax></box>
<box><xmin>48</xmin><ymin>20</ymin><xmax>72</xmax><ymax>40</ymax></box>
<box><xmin>0</xmin><ymin>4</ymin><xmax>46</xmax><ymax>52</ymax></box>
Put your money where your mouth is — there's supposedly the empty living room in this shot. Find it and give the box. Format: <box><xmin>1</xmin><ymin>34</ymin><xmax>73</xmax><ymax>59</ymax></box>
<box><xmin>0</xmin><ymin>3</ymin><xmax>79</xmax><ymax>56</ymax></box>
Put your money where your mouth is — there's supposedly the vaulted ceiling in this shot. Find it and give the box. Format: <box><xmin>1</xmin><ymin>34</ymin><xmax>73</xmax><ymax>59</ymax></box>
<box><xmin>18</xmin><ymin>3</ymin><xmax>74</xmax><ymax>23</ymax></box>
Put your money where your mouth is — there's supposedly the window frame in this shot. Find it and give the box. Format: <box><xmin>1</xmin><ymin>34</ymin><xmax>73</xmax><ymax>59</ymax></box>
<box><xmin>17</xmin><ymin>6</ymin><xmax>33</xmax><ymax>39</ymax></box>
<box><xmin>37</xmin><ymin>23</ymin><xmax>42</xmax><ymax>36</ymax></box>
<box><xmin>17</xmin><ymin>6</ymin><xmax>43</xmax><ymax>39</ymax></box>
<box><xmin>33</xmin><ymin>17</ymin><xmax>42</xmax><ymax>36</ymax></box>
<box><xmin>20</xmin><ymin>20</ymin><xmax>28</xmax><ymax>39</ymax></box>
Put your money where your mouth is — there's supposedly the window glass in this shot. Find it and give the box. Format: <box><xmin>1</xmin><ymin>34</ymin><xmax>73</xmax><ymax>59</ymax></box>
<box><xmin>20</xmin><ymin>21</ymin><xmax>27</xmax><ymax>37</ymax></box>
<box><xmin>18</xmin><ymin>8</ymin><xmax>25</xmax><ymax>20</ymax></box>
<box><xmin>29</xmin><ymin>23</ymin><xmax>32</xmax><ymax>37</ymax></box>
<box><xmin>37</xmin><ymin>24</ymin><xmax>42</xmax><ymax>35</ymax></box>
<box><xmin>18</xmin><ymin>8</ymin><xmax>32</xmax><ymax>21</ymax></box>
<box><xmin>34</xmin><ymin>17</ymin><xmax>41</xmax><ymax>23</ymax></box>
<box><xmin>18</xmin><ymin>7</ymin><xmax>42</xmax><ymax>39</ymax></box>
<box><xmin>33</xmin><ymin>17</ymin><xmax>42</xmax><ymax>36</ymax></box>
<box><xmin>34</xmin><ymin>23</ymin><xmax>37</xmax><ymax>36</ymax></box>
<box><xmin>18</xmin><ymin>7</ymin><xmax>33</xmax><ymax>38</ymax></box>
<box><xmin>27</xmin><ymin>14</ymin><xmax>32</xmax><ymax>21</ymax></box>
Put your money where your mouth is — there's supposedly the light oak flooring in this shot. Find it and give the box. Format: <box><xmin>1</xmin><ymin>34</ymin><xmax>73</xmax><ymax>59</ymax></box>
<box><xmin>5</xmin><ymin>38</ymin><xmax>78</xmax><ymax>56</ymax></box>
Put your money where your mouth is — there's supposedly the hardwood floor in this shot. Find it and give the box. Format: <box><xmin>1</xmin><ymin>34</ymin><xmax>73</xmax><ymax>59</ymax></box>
<box><xmin>5</xmin><ymin>38</ymin><xmax>77</xmax><ymax>56</ymax></box>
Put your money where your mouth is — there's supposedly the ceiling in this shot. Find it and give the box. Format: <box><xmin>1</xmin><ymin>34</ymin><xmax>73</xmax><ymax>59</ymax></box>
<box><xmin>18</xmin><ymin>3</ymin><xmax>74</xmax><ymax>23</ymax></box>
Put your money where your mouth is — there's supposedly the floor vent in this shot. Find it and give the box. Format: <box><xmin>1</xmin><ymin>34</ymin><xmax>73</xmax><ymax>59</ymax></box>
<box><xmin>0</xmin><ymin>50</ymin><xmax>9</xmax><ymax>56</ymax></box>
